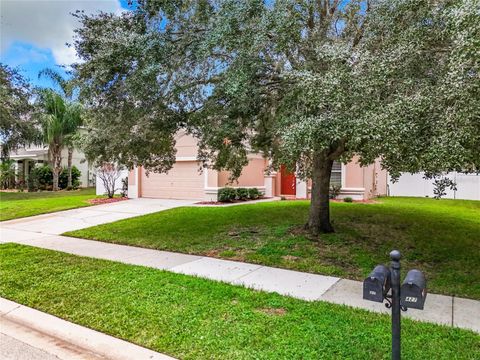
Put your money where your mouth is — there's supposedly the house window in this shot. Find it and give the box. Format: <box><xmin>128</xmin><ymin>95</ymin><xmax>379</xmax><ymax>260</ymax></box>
<box><xmin>330</xmin><ymin>161</ymin><xmax>342</xmax><ymax>186</ymax></box>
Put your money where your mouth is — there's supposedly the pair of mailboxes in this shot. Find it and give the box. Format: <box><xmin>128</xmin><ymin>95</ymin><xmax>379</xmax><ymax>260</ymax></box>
<box><xmin>363</xmin><ymin>265</ymin><xmax>427</xmax><ymax>310</ymax></box>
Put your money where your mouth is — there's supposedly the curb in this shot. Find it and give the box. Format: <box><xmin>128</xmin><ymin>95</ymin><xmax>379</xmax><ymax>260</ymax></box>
<box><xmin>0</xmin><ymin>297</ymin><xmax>176</xmax><ymax>360</ymax></box>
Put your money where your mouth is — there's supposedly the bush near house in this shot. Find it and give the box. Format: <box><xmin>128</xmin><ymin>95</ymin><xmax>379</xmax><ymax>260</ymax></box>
<box><xmin>27</xmin><ymin>165</ymin><xmax>81</xmax><ymax>191</ymax></box>
<box><xmin>218</xmin><ymin>187</ymin><xmax>262</xmax><ymax>202</ymax></box>
<box><xmin>59</xmin><ymin>166</ymin><xmax>81</xmax><ymax>189</ymax></box>
<box><xmin>329</xmin><ymin>184</ymin><xmax>341</xmax><ymax>199</ymax></box>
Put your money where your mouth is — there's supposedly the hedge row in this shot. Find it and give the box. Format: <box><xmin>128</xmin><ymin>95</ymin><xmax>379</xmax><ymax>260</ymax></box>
<box><xmin>218</xmin><ymin>187</ymin><xmax>261</xmax><ymax>202</ymax></box>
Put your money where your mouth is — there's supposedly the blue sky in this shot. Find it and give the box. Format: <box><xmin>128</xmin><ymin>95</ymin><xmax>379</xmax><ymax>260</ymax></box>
<box><xmin>0</xmin><ymin>0</ymin><xmax>134</xmax><ymax>89</ymax></box>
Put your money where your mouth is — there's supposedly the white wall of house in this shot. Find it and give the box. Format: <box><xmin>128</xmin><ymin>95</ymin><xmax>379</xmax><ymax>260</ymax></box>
<box><xmin>11</xmin><ymin>146</ymin><xmax>93</xmax><ymax>188</ymax></box>
<box><xmin>96</xmin><ymin>169</ymin><xmax>129</xmax><ymax>196</ymax></box>
<box><xmin>388</xmin><ymin>172</ymin><xmax>480</xmax><ymax>200</ymax></box>
<box><xmin>59</xmin><ymin>148</ymin><xmax>92</xmax><ymax>187</ymax></box>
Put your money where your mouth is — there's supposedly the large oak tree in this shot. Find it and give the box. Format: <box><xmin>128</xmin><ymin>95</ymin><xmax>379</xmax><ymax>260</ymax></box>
<box><xmin>73</xmin><ymin>0</ymin><xmax>479</xmax><ymax>234</ymax></box>
<box><xmin>0</xmin><ymin>64</ymin><xmax>36</xmax><ymax>158</ymax></box>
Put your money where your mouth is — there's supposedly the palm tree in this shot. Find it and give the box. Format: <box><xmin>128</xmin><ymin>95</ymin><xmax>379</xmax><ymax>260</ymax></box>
<box><xmin>38</xmin><ymin>90</ymin><xmax>82</xmax><ymax>191</ymax></box>
<box><xmin>38</xmin><ymin>69</ymin><xmax>83</xmax><ymax>189</ymax></box>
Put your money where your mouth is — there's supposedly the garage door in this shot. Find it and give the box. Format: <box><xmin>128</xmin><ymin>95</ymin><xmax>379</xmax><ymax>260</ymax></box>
<box><xmin>140</xmin><ymin>162</ymin><xmax>204</xmax><ymax>200</ymax></box>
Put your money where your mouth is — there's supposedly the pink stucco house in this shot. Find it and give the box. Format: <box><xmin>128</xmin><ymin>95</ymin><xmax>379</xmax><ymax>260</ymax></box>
<box><xmin>127</xmin><ymin>131</ymin><xmax>387</xmax><ymax>201</ymax></box>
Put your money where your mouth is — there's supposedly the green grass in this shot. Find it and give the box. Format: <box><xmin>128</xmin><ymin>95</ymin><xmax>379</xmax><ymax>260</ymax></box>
<box><xmin>1</xmin><ymin>244</ymin><xmax>478</xmax><ymax>360</ymax></box>
<box><xmin>0</xmin><ymin>188</ymin><xmax>98</xmax><ymax>221</ymax></box>
<box><xmin>66</xmin><ymin>197</ymin><xmax>480</xmax><ymax>299</ymax></box>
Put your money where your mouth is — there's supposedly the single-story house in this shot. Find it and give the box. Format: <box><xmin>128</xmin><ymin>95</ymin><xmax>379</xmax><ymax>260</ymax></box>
<box><xmin>125</xmin><ymin>131</ymin><xmax>388</xmax><ymax>201</ymax></box>
<box><xmin>10</xmin><ymin>145</ymin><xmax>93</xmax><ymax>187</ymax></box>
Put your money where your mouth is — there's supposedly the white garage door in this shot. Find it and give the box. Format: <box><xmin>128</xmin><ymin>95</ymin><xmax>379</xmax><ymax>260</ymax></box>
<box><xmin>141</xmin><ymin>162</ymin><xmax>204</xmax><ymax>200</ymax></box>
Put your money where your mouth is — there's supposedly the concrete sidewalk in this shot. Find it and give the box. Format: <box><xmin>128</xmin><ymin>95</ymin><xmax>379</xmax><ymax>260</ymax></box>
<box><xmin>1</xmin><ymin>229</ymin><xmax>479</xmax><ymax>333</ymax></box>
<box><xmin>0</xmin><ymin>298</ymin><xmax>175</xmax><ymax>360</ymax></box>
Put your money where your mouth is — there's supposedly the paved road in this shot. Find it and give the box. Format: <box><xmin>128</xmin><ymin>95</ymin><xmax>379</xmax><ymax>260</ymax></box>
<box><xmin>0</xmin><ymin>333</ymin><xmax>60</xmax><ymax>360</ymax></box>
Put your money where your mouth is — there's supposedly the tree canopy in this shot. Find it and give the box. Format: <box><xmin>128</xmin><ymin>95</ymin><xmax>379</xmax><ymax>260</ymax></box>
<box><xmin>73</xmin><ymin>0</ymin><xmax>479</xmax><ymax>233</ymax></box>
<box><xmin>0</xmin><ymin>64</ymin><xmax>36</xmax><ymax>158</ymax></box>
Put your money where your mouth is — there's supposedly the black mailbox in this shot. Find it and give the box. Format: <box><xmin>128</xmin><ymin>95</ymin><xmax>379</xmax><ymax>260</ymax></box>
<box><xmin>363</xmin><ymin>265</ymin><xmax>391</xmax><ymax>302</ymax></box>
<box><xmin>400</xmin><ymin>269</ymin><xmax>427</xmax><ymax>310</ymax></box>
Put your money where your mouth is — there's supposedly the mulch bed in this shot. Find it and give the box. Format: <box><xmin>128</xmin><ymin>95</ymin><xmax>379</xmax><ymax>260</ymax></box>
<box><xmin>195</xmin><ymin>197</ymin><xmax>268</xmax><ymax>205</ymax></box>
<box><xmin>88</xmin><ymin>197</ymin><xmax>129</xmax><ymax>205</ymax></box>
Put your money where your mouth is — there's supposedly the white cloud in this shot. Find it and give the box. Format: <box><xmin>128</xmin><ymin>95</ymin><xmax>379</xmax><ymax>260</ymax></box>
<box><xmin>0</xmin><ymin>0</ymin><xmax>123</xmax><ymax>65</ymax></box>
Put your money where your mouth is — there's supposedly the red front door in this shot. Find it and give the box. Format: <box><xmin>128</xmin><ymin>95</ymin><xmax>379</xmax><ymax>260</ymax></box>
<box><xmin>280</xmin><ymin>165</ymin><xmax>296</xmax><ymax>195</ymax></box>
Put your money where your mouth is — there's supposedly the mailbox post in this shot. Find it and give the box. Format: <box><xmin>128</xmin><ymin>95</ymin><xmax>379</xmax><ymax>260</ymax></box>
<box><xmin>390</xmin><ymin>250</ymin><xmax>401</xmax><ymax>360</ymax></box>
<box><xmin>363</xmin><ymin>250</ymin><xmax>427</xmax><ymax>360</ymax></box>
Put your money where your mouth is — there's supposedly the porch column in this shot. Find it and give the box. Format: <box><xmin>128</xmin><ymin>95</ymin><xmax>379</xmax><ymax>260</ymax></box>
<box><xmin>264</xmin><ymin>172</ymin><xmax>276</xmax><ymax>198</ymax></box>
<box><xmin>295</xmin><ymin>178</ymin><xmax>307</xmax><ymax>198</ymax></box>
<box><xmin>295</xmin><ymin>163</ymin><xmax>307</xmax><ymax>198</ymax></box>
<box><xmin>128</xmin><ymin>166</ymin><xmax>139</xmax><ymax>199</ymax></box>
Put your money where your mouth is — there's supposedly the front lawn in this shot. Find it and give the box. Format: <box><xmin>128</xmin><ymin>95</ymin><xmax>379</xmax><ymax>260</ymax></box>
<box><xmin>67</xmin><ymin>197</ymin><xmax>480</xmax><ymax>299</ymax></box>
<box><xmin>1</xmin><ymin>244</ymin><xmax>478</xmax><ymax>360</ymax></box>
<box><xmin>0</xmin><ymin>188</ymin><xmax>98</xmax><ymax>221</ymax></box>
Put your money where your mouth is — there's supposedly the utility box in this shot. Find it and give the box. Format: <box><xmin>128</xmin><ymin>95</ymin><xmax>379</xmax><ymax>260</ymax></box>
<box><xmin>400</xmin><ymin>269</ymin><xmax>427</xmax><ymax>310</ymax></box>
<box><xmin>363</xmin><ymin>265</ymin><xmax>391</xmax><ymax>303</ymax></box>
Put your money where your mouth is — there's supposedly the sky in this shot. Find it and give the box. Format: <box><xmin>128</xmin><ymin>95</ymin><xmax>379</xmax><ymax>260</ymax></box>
<box><xmin>0</xmin><ymin>0</ymin><xmax>134</xmax><ymax>88</ymax></box>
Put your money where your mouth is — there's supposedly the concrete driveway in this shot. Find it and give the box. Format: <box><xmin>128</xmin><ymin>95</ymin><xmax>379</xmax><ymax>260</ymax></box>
<box><xmin>0</xmin><ymin>198</ymin><xmax>194</xmax><ymax>240</ymax></box>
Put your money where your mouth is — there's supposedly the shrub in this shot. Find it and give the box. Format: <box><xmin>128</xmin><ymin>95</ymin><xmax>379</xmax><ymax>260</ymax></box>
<box><xmin>120</xmin><ymin>177</ymin><xmax>128</xmax><ymax>197</ymax></box>
<box><xmin>96</xmin><ymin>163</ymin><xmax>123</xmax><ymax>198</ymax></box>
<box><xmin>343</xmin><ymin>197</ymin><xmax>353</xmax><ymax>203</ymax></box>
<box><xmin>0</xmin><ymin>160</ymin><xmax>16</xmax><ymax>189</ymax></box>
<box><xmin>248</xmin><ymin>187</ymin><xmax>260</xmax><ymax>200</ymax></box>
<box><xmin>27</xmin><ymin>171</ymin><xmax>39</xmax><ymax>192</ymax></box>
<box><xmin>329</xmin><ymin>184</ymin><xmax>341</xmax><ymax>199</ymax></box>
<box><xmin>59</xmin><ymin>166</ymin><xmax>81</xmax><ymax>189</ymax></box>
<box><xmin>432</xmin><ymin>177</ymin><xmax>457</xmax><ymax>199</ymax></box>
<box><xmin>33</xmin><ymin>165</ymin><xmax>53</xmax><ymax>190</ymax></box>
<box><xmin>218</xmin><ymin>187</ymin><xmax>237</xmax><ymax>202</ymax></box>
<box><xmin>236</xmin><ymin>188</ymin><xmax>249</xmax><ymax>201</ymax></box>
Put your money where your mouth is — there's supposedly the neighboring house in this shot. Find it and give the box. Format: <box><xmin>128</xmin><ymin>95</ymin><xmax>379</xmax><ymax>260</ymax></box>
<box><xmin>388</xmin><ymin>172</ymin><xmax>480</xmax><ymax>200</ymax></box>
<box><xmin>10</xmin><ymin>145</ymin><xmax>93</xmax><ymax>187</ymax></box>
<box><xmin>125</xmin><ymin>131</ymin><xmax>388</xmax><ymax>201</ymax></box>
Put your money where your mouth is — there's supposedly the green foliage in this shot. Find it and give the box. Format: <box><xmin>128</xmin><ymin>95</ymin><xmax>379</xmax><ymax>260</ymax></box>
<box><xmin>30</xmin><ymin>165</ymin><xmax>53</xmax><ymax>190</ymax></box>
<box><xmin>73</xmin><ymin>0</ymin><xmax>480</xmax><ymax>231</ymax></box>
<box><xmin>329</xmin><ymin>185</ymin><xmax>341</xmax><ymax>200</ymax></box>
<box><xmin>36</xmin><ymin>70</ymin><xmax>83</xmax><ymax>190</ymax></box>
<box><xmin>343</xmin><ymin>197</ymin><xmax>353</xmax><ymax>203</ymax></box>
<box><xmin>27</xmin><ymin>165</ymin><xmax>81</xmax><ymax>191</ymax></box>
<box><xmin>248</xmin><ymin>187</ymin><xmax>260</xmax><ymax>200</ymax></box>
<box><xmin>236</xmin><ymin>188</ymin><xmax>249</xmax><ymax>201</ymax></box>
<box><xmin>218</xmin><ymin>187</ymin><xmax>237</xmax><ymax>202</ymax></box>
<box><xmin>218</xmin><ymin>187</ymin><xmax>260</xmax><ymax>202</ymax></box>
<box><xmin>433</xmin><ymin>177</ymin><xmax>457</xmax><ymax>200</ymax></box>
<box><xmin>73</xmin><ymin>0</ymin><xmax>480</xmax><ymax>178</ymax></box>
<box><xmin>120</xmin><ymin>176</ymin><xmax>128</xmax><ymax>197</ymax></box>
<box><xmin>0</xmin><ymin>160</ymin><xmax>16</xmax><ymax>189</ymax></box>
<box><xmin>59</xmin><ymin>166</ymin><xmax>81</xmax><ymax>190</ymax></box>
<box><xmin>0</xmin><ymin>64</ymin><xmax>37</xmax><ymax>158</ymax></box>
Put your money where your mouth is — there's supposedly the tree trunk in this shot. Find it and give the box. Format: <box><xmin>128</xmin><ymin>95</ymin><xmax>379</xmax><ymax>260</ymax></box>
<box><xmin>67</xmin><ymin>147</ymin><xmax>73</xmax><ymax>188</ymax></box>
<box><xmin>307</xmin><ymin>151</ymin><xmax>334</xmax><ymax>235</ymax></box>
<box><xmin>52</xmin><ymin>147</ymin><xmax>62</xmax><ymax>191</ymax></box>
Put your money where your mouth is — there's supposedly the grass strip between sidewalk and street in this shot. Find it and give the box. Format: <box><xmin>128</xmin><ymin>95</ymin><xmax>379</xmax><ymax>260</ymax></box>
<box><xmin>66</xmin><ymin>197</ymin><xmax>480</xmax><ymax>299</ymax></box>
<box><xmin>1</xmin><ymin>244</ymin><xmax>478</xmax><ymax>360</ymax></box>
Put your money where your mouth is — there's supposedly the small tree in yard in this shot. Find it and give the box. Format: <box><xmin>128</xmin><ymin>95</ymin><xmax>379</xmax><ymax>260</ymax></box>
<box><xmin>433</xmin><ymin>177</ymin><xmax>458</xmax><ymax>200</ymax></box>
<box><xmin>74</xmin><ymin>0</ymin><xmax>479</xmax><ymax>235</ymax></box>
<box><xmin>96</xmin><ymin>163</ymin><xmax>123</xmax><ymax>198</ymax></box>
